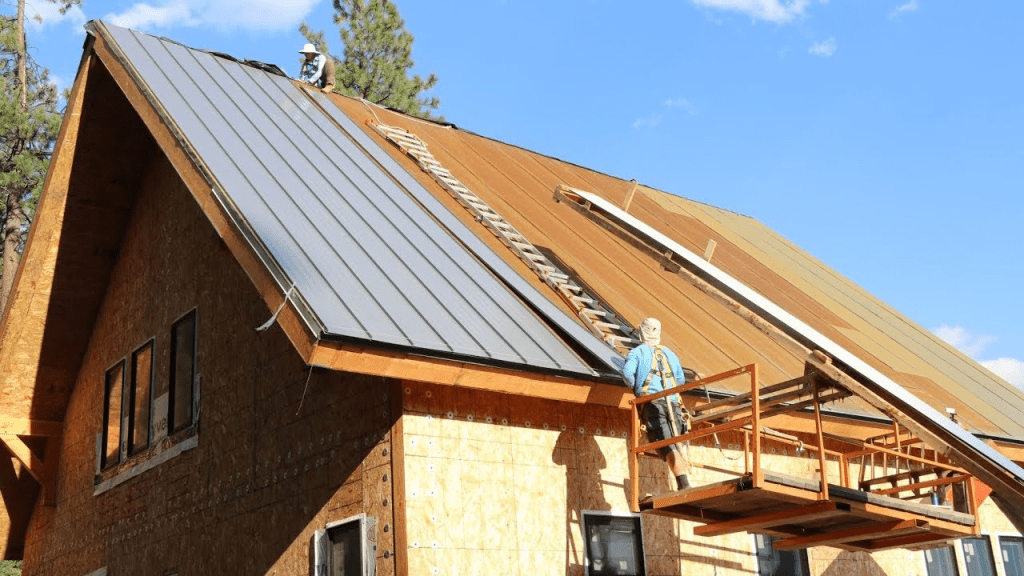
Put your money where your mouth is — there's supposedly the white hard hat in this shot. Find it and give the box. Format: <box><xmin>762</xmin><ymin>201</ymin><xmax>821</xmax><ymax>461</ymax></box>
<box><xmin>299</xmin><ymin>43</ymin><xmax>320</xmax><ymax>55</ymax></box>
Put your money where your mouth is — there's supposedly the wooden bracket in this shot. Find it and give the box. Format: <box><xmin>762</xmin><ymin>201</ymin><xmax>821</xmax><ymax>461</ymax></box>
<box><xmin>1</xmin><ymin>434</ymin><xmax>62</xmax><ymax>506</ymax></box>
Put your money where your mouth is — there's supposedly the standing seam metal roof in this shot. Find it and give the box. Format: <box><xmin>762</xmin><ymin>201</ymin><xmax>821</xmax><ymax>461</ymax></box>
<box><xmin>96</xmin><ymin>22</ymin><xmax>614</xmax><ymax>377</ymax></box>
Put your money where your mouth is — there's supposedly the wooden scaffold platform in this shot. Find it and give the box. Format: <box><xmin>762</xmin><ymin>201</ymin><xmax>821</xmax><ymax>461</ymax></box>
<box><xmin>628</xmin><ymin>356</ymin><xmax>982</xmax><ymax>552</ymax></box>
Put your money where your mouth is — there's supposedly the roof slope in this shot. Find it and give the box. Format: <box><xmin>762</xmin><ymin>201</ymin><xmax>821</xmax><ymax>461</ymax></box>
<box><xmin>325</xmin><ymin>98</ymin><xmax>1024</xmax><ymax>442</ymax></box>
<box><xmin>97</xmin><ymin>22</ymin><xmax>617</xmax><ymax>377</ymax></box>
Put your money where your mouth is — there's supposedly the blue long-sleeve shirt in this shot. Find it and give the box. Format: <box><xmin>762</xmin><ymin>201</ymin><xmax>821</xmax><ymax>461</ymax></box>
<box><xmin>299</xmin><ymin>54</ymin><xmax>326</xmax><ymax>86</ymax></box>
<box><xmin>622</xmin><ymin>344</ymin><xmax>687</xmax><ymax>399</ymax></box>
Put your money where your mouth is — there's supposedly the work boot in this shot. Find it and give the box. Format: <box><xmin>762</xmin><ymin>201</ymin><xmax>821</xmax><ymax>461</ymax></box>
<box><xmin>676</xmin><ymin>474</ymin><xmax>690</xmax><ymax>490</ymax></box>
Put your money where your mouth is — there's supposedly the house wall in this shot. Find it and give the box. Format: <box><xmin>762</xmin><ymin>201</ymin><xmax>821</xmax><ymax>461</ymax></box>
<box><xmin>401</xmin><ymin>382</ymin><xmax>1021</xmax><ymax>576</ymax></box>
<box><xmin>21</xmin><ymin>152</ymin><xmax>400</xmax><ymax>575</ymax></box>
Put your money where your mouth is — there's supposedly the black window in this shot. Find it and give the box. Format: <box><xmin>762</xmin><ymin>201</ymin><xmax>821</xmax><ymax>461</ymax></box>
<box><xmin>754</xmin><ymin>534</ymin><xmax>810</xmax><ymax>576</ymax></box>
<box><xmin>128</xmin><ymin>340</ymin><xmax>154</xmax><ymax>454</ymax></box>
<box><xmin>925</xmin><ymin>545</ymin><xmax>959</xmax><ymax>576</ymax></box>
<box><xmin>963</xmin><ymin>537</ymin><xmax>997</xmax><ymax>576</ymax></box>
<box><xmin>582</xmin><ymin>512</ymin><xmax>645</xmax><ymax>576</ymax></box>
<box><xmin>1001</xmin><ymin>537</ymin><xmax>1024</xmax><ymax>576</ymax></box>
<box><xmin>102</xmin><ymin>361</ymin><xmax>125</xmax><ymax>469</ymax></box>
<box><xmin>169</xmin><ymin>310</ymin><xmax>196</xmax><ymax>433</ymax></box>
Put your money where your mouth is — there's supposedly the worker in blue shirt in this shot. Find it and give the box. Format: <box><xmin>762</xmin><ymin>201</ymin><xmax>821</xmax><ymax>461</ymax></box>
<box><xmin>622</xmin><ymin>317</ymin><xmax>699</xmax><ymax>491</ymax></box>
<box><xmin>298</xmin><ymin>43</ymin><xmax>336</xmax><ymax>93</ymax></box>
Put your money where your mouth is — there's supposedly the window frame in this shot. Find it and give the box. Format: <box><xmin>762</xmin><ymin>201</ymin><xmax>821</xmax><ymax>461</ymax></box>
<box><xmin>101</xmin><ymin>359</ymin><xmax>126</xmax><ymax>470</ymax></box>
<box><xmin>752</xmin><ymin>533</ymin><xmax>811</xmax><ymax>576</ymax></box>
<box><xmin>314</xmin><ymin>513</ymin><xmax>377</xmax><ymax>576</ymax></box>
<box><xmin>581</xmin><ymin>510</ymin><xmax>646</xmax><ymax>576</ymax></box>
<box><xmin>168</xmin><ymin>308</ymin><xmax>198</xmax><ymax>435</ymax></box>
<box><xmin>127</xmin><ymin>338</ymin><xmax>155</xmax><ymax>455</ymax></box>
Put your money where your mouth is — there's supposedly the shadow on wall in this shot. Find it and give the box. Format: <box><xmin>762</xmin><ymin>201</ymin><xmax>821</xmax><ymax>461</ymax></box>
<box><xmin>0</xmin><ymin>456</ymin><xmax>40</xmax><ymax>560</ymax></box>
<box><xmin>819</xmin><ymin>550</ymin><xmax>885</xmax><ymax>576</ymax></box>
<box><xmin>554</xmin><ymin>428</ymin><xmax>610</xmax><ymax>576</ymax></box>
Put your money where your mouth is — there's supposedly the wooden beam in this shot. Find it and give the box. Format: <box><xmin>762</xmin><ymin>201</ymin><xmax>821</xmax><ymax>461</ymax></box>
<box><xmin>620</xmin><ymin>180</ymin><xmax>639</xmax><ymax>212</ymax></box>
<box><xmin>0</xmin><ymin>436</ymin><xmax>43</xmax><ymax>484</ymax></box>
<box><xmin>0</xmin><ymin>418</ymin><xmax>62</xmax><ymax>437</ymax></box>
<box><xmin>858</xmin><ymin>532</ymin><xmax>956</xmax><ymax>552</ymax></box>
<box><xmin>693</xmin><ymin>502</ymin><xmax>843</xmax><ymax>537</ymax></box>
<box><xmin>309</xmin><ymin>341</ymin><xmax>629</xmax><ymax>408</ymax></box>
<box><xmin>807</xmin><ymin>353</ymin><xmax>1024</xmax><ymax>507</ymax></box>
<box><xmin>773</xmin><ymin>519</ymin><xmax>927</xmax><ymax>551</ymax></box>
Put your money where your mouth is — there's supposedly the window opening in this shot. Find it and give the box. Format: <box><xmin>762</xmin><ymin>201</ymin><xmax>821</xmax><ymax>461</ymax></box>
<box><xmin>314</xmin><ymin>515</ymin><xmax>377</xmax><ymax>576</ymax></box>
<box><xmin>169</xmin><ymin>310</ymin><xmax>197</xmax><ymax>433</ymax></box>
<box><xmin>754</xmin><ymin>534</ymin><xmax>810</xmax><ymax>576</ymax></box>
<box><xmin>925</xmin><ymin>545</ymin><xmax>960</xmax><ymax>576</ymax></box>
<box><xmin>128</xmin><ymin>340</ymin><xmax>154</xmax><ymax>454</ymax></box>
<box><xmin>963</xmin><ymin>537</ymin><xmax>997</xmax><ymax>576</ymax></box>
<box><xmin>582</xmin><ymin>512</ymin><xmax>645</xmax><ymax>576</ymax></box>
<box><xmin>102</xmin><ymin>361</ymin><xmax>125</xmax><ymax>469</ymax></box>
<box><xmin>1001</xmin><ymin>536</ymin><xmax>1024</xmax><ymax>576</ymax></box>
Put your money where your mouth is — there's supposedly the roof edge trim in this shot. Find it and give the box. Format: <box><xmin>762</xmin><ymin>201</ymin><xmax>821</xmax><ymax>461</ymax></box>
<box><xmin>86</xmin><ymin>20</ymin><xmax>327</xmax><ymax>340</ymax></box>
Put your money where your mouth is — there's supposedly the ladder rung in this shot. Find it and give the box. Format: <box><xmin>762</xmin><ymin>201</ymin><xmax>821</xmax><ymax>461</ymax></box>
<box><xmin>570</xmin><ymin>295</ymin><xmax>595</xmax><ymax>305</ymax></box>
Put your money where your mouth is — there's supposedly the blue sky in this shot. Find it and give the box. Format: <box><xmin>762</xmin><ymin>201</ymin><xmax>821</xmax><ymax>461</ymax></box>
<box><xmin>10</xmin><ymin>0</ymin><xmax>1023</xmax><ymax>387</ymax></box>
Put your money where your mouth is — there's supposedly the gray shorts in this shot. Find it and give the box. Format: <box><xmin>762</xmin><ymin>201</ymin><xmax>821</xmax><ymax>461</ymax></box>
<box><xmin>643</xmin><ymin>398</ymin><xmax>688</xmax><ymax>458</ymax></box>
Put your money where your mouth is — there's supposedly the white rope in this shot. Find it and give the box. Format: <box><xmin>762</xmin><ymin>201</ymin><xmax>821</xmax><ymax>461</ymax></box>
<box><xmin>256</xmin><ymin>282</ymin><xmax>295</xmax><ymax>332</ymax></box>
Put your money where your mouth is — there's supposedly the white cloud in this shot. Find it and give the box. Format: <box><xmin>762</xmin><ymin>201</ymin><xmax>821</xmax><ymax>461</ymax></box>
<box><xmin>889</xmin><ymin>0</ymin><xmax>918</xmax><ymax>19</ymax></box>
<box><xmin>933</xmin><ymin>324</ymin><xmax>997</xmax><ymax>359</ymax></box>
<box><xmin>933</xmin><ymin>324</ymin><xmax>1024</xmax><ymax>389</ymax></box>
<box><xmin>981</xmin><ymin>358</ymin><xmax>1024</xmax><ymax>389</ymax></box>
<box><xmin>633</xmin><ymin>114</ymin><xmax>663</xmax><ymax>129</ymax></box>
<box><xmin>24</xmin><ymin>1</ymin><xmax>87</xmax><ymax>32</ymax></box>
<box><xmin>104</xmin><ymin>2</ymin><xmax>198</xmax><ymax>30</ymax></box>
<box><xmin>808</xmin><ymin>37</ymin><xmax>837</xmax><ymax>57</ymax></box>
<box><xmin>664</xmin><ymin>98</ymin><xmax>698</xmax><ymax>115</ymax></box>
<box><xmin>103</xmin><ymin>0</ymin><xmax>320</xmax><ymax>32</ymax></box>
<box><xmin>691</xmin><ymin>0</ymin><xmax>811</xmax><ymax>24</ymax></box>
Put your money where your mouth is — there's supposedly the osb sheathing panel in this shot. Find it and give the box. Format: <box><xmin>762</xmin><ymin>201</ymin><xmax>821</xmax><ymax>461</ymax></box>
<box><xmin>331</xmin><ymin>98</ymin><xmax>805</xmax><ymax>392</ymax></box>
<box><xmin>21</xmin><ymin>150</ymin><xmax>399</xmax><ymax>576</ymax></box>
<box><xmin>640</xmin><ymin>190</ymin><xmax>1024</xmax><ymax>438</ymax></box>
<box><xmin>400</xmin><ymin>383</ymin><xmax>1018</xmax><ymax>576</ymax></box>
<box><xmin>0</xmin><ymin>58</ymin><xmax>156</xmax><ymax>423</ymax></box>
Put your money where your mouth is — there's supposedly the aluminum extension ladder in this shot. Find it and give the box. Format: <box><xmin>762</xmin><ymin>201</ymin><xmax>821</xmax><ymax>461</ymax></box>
<box><xmin>368</xmin><ymin>120</ymin><xmax>640</xmax><ymax>353</ymax></box>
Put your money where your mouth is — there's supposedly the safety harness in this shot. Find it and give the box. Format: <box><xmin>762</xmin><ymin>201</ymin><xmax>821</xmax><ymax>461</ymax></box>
<box><xmin>640</xmin><ymin>345</ymin><xmax>690</xmax><ymax>433</ymax></box>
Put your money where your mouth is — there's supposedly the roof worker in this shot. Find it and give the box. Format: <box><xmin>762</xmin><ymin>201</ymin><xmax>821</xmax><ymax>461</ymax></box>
<box><xmin>622</xmin><ymin>317</ymin><xmax>700</xmax><ymax>491</ymax></box>
<box><xmin>298</xmin><ymin>43</ymin><xmax>336</xmax><ymax>93</ymax></box>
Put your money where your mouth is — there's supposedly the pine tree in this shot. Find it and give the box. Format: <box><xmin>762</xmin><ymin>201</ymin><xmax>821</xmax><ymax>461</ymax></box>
<box><xmin>301</xmin><ymin>0</ymin><xmax>440</xmax><ymax>119</ymax></box>
<box><xmin>0</xmin><ymin>0</ymin><xmax>73</xmax><ymax>312</ymax></box>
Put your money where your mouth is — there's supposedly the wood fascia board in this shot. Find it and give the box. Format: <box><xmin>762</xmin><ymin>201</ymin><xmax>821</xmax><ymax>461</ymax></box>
<box><xmin>88</xmin><ymin>31</ymin><xmax>318</xmax><ymax>362</ymax></box>
<box><xmin>0</xmin><ymin>418</ymin><xmax>62</xmax><ymax>437</ymax></box>
<box><xmin>808</xmin><ymin>354</ymin><xmax>1024</xmax><ymax>506</ymax></box>
<box><xmin>310</xmin><ymin>341</ymin><xmax>630</xmax><ymax>408</ymax></box>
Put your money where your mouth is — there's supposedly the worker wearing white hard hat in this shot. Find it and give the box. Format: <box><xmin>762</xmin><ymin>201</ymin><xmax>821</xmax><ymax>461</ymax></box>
<box><xmin>298</xmin><ymin>43</ymin><xmax>335</xmax><ymax>93</ymax></box>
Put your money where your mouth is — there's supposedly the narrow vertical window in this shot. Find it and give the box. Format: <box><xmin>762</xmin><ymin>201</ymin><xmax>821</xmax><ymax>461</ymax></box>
<box><xmin>128</xmin><ymin>340</ymin><xmax>154</xmax><ymax>454</ymax></box>
<box><xmin>102</xmin><ymin>361</ymin><xmax>125</xmax><ymax>469</ymax></box>
<box><xmin>1000</xmin><ymin>536</ymin><xmax>1024</xmax><ymax>576</ymax></box>
<box><xmin>169</xmin><ymin>310</ymin><xmax>197</xmax><ymax>433</ymax></box>
<box><xmin>925</xmin><ymin>545</ymin><xmax>960</xmax><ymax>576</ymax></box>
<box><xmin>963</xmin><ymin>537</ymin><xmax>997</xmax><ymax>576</ymax></box>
